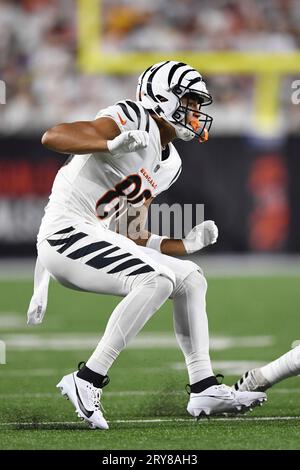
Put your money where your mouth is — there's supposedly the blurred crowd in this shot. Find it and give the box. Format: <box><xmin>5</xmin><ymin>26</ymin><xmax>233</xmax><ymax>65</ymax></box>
<box><xmin>0</xmin><ymin>0</ymin><xmax>299</xmax><ymax>135</ymax></box>
<box><xmin>103</xmin><ymin>0</ymin><xmax>300</xmax><ymax>52</ymax></box>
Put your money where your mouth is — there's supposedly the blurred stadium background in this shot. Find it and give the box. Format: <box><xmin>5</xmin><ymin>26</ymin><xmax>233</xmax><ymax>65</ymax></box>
<box><xmin>1</xmin><ymin>0</ymin><xmax>300</xmax><ymax>450</ymax></box>
<box><xmin>0</xmin><ymin>0</ymin><xmax>300</xmax><ymax>255</ymax></box>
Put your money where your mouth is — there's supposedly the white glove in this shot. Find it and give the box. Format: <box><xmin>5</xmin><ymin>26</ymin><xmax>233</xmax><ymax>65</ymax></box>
<box><xmin>182</xmin><ymin>220</ymin><xmax>218</xmax><ymax>254</ymax></box>
<box><xmin>107</xmin><ymin>130</ymin><xmax>149</xmax><ymax>155</ymax></box>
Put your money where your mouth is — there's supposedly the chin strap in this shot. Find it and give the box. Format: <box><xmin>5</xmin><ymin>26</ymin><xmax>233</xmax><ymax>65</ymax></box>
<box><xmin>174</xmin><ymin>123</ymin><xmax>194</xmax><ymax>141</ymax></box>
<box><xmin>172</xmin><ymin>118</ymin><xmax>209</xmax><ymax>143</ymax></box>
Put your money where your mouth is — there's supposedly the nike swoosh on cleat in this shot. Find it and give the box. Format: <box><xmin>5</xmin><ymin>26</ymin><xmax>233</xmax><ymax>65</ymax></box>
<box><xmin>117</xmin><ymin>112</ymin><xmax>127</xmax><ymax>126</ymax></box>
<box><xmin>198</xmin><ymin>396</ymin><xmax>235</xmax><ymax>401</ymax></box>
<box><xmin>73</xmin><ymin>375</ymin><xmax>93</xmax><ymax>418</ymax></box>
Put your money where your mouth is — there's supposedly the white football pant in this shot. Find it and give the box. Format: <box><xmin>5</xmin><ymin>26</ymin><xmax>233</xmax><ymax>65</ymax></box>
<box><xmin>38</xmin><ymin>222</ymin><xmax>213</xmax><ymax>383</ymax></box>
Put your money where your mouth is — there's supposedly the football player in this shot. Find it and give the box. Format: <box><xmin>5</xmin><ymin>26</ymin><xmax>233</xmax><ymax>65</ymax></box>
<box><xmin>234</xmin><ymin>344</ymin><xmax>300</xmax><ymax>392</ymax></box>
<box><xmin>28</xmin><ymin>61</ymin><xmax>266</xmax><ymax>429</ymax></box>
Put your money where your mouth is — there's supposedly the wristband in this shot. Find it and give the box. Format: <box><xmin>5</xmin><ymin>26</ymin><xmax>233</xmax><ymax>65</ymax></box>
<box><xmin>146</xmin><ymin>234</ymin><xmax>168</xmax><ymax>252</ymax></box>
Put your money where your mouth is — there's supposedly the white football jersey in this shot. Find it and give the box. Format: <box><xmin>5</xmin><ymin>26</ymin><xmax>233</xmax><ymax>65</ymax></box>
<box><xmin>37</xmin><ymin>100</ymin><xmax>182</xmax><ymax>244</ymax></box>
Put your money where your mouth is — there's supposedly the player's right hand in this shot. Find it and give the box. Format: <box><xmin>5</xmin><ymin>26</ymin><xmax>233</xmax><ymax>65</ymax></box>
<box><xmin>107</xmin><ymin>130</ymin><xmax>149</xmax><ymax>155</ymax></box>
<box><xmin>182</xmin><ymin>220</ymin><xmax>218</xmax><ymax>254</ymax></box>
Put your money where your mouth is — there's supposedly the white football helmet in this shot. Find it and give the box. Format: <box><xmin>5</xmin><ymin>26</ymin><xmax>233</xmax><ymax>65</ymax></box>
<box><xmin>136</xmin><ymin>61</ymin><xmax>213</xmax><ymax>142</ymax></box>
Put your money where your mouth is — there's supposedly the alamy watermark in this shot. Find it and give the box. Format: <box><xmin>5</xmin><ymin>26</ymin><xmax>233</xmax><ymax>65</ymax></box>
<box><xmin>107</xmin><ymin>202</ymin><xmax>205</xmax><ymax>239</ymax></box>
<box><xmin>0</xmin><ymin>340</ymin><xmax>6</xmax><ymax>364</ymax></box>
<box><xmin>291</xmin><ymin>80</ymin><xmax>300</xmax><ymax>105</ymax></box>
<box><xmin>0</xmin><ymin>80</ymin><xmax>6</xmax><ymax>104</ymax></box>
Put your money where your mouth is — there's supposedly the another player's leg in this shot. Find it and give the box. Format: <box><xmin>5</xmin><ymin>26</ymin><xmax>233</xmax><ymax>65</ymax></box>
<box><xmin>171</xmin><ymin>269</ymin><xmax>266</xmax><ymax>416</ymax></box>
<box><xmin>137</xmin><ymin>248</ymin><xmax>267</xmax><ymax>416</ymax></box>
<box><xmin>38</xmin><ymin>224</ymin><xmax>174</xmax><ymax>429</ymax></box>
<box><xmin>234</xmin><ymin>345</ymin><xmax>300</xmax><ymax>392</ymax></box>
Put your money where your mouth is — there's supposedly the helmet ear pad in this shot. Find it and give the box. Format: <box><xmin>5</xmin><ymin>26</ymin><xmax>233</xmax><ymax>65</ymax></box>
<box><xmin>172</xmin><ymin>108</ymin><xmax>186</xmax><ymax>123</ymax></box>
<box><xmin>140</xmin><ymin>86</ymin><xmax>179</xmax><ymax>121</ymax></box>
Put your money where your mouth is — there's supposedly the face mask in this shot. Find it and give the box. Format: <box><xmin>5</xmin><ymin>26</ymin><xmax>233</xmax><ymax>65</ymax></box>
<box><xmin>173</xmin><ymin>123</ymin><xmax>195</xmax><ymax>141</ymax></box>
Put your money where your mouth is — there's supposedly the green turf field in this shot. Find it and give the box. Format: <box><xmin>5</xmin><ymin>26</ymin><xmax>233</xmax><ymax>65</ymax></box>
<box><xmin>1</xmin><ymin>276</ymin><xmax>300</xmax><ymax>450</ymax></box>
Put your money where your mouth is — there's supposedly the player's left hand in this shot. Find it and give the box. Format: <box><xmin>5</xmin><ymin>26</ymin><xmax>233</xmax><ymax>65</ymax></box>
<box><xmin>182</xmin><ymin>220</ymin><xmax>218</xmax><ymax>254</ymax></box>
<box><xmin>107</xmin><ymin>130</ymin><xmax>149</xmax><ymax>155</ymax></box>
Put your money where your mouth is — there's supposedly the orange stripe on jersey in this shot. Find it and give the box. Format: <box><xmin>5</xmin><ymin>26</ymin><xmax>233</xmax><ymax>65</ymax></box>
<box><xmin>117</xmin><ymin>112</ymin><xmax>127</xmax><ymax>126</ymax></box>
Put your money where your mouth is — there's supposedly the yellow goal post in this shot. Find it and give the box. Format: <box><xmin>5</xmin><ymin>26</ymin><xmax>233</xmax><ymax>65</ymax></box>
<box><xmin>77</xmin><ymin>0</ymin><xmax>300</xmax><ymax>134</ymax></box>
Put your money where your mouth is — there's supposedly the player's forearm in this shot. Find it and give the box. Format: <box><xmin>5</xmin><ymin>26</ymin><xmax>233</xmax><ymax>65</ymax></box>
<box><xmin>160</xmin><ymin>238</ymin><xmax>186</xmax><ymax>256</ymax></box>
<box><xmin>41</xmin><ymin>123</ymin><xmax>109</xmax><ymax>154</ymax></box>
<box><xmin>125</xmin><ymin>198</ymin><xmax>186</xmax><ymax>256</ymax></box>
<box><xmin>132</xmin><ymin>231</ymin><xmax>186</xmax><ymax>256</ymax></box>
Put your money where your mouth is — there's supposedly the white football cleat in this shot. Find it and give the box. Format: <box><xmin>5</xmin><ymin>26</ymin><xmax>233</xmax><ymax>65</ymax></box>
<box><xmin>233</xmin><ymin>369</ymin><xmax>271</xmax><ymax>392</ymax></box>
<box><xmin>56</xmin><ymin>372</ymin><xmax>109</xmax><ymax>430</ymax></box>
<box><xmin>187</xmin><ymin>384</ymin><xmax>267</xmax><ymax>417</ymax></box>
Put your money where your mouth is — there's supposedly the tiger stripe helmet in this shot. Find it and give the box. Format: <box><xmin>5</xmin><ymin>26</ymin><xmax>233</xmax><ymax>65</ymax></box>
<box><xmin>136</xmin><ymin>61</ymin><xmax>213</xmax><ymax>142</ymax></box>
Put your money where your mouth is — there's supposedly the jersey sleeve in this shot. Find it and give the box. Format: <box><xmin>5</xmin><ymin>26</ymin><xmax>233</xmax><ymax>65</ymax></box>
<box><xmin>95</xmin><ymin>100</ymin><xmax>150</xmax><ymax>134</ymax></box>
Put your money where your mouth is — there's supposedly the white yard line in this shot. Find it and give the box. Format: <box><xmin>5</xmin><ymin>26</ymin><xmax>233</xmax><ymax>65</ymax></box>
<box><xmin>0</xmin><ymin>333</ymin><xmax>274</xmax><ymax>351</ymax></box>
<box><xmin>0</xmin><ymin>416</ymin><xmax>300</xmax><ymax>427</ymax></box>
<box><xmin>0</xmin><ymin>388</ymin><xmax>299</xmax><ymax>400</ymax></box>
<box><xmin>0</xmin><ymin>391</ymin><xmax>168</xmax><ymax>399</ymax></box>
<box><xmin>0</xmin><ymin>314</ymin><xmax>25</xmax><ymax>329</ymax></box>
<box><xmin>2</xmin><ymin>367</ymin><xmax>166</xmax><ymax>377</ymax></box>
<box><xmin>112</xmin><ymin>416</ymin><xmax>300</xmax><ymax>423</ymax></box>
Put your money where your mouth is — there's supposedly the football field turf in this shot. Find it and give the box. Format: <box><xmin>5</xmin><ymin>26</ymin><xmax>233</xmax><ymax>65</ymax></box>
<box><xmin>1</xmin><ymin>275</ymin><xmax>300</xmax><ymax>450</ymax></box>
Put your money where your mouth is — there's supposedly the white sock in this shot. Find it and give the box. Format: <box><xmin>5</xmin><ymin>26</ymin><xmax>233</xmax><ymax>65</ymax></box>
<box><xmin>172</xmin><ymin>271</ymin><xmax>214</xmax><ymax>384</ymax></box>
<box><xmin>260</xmin><ymin>344</ymin><xmax>300</xmax><ymax>385</ymax></box>
<box><xmin>86</xmin><ymin>275</ymin><xmax>173</xmax><ymax>375</ymax></box>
